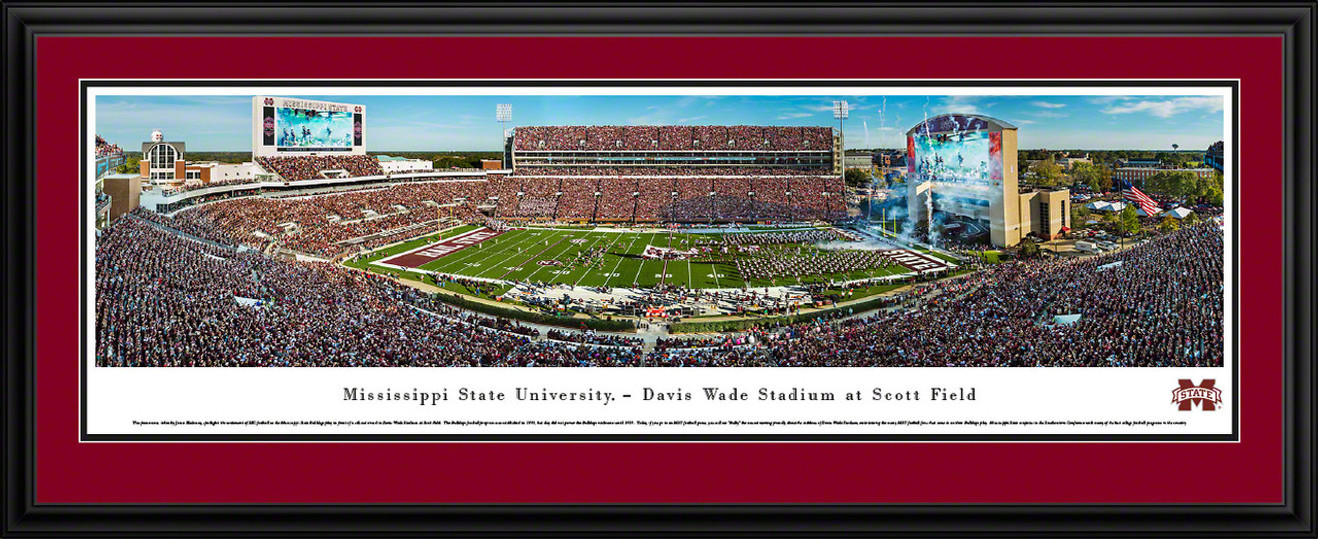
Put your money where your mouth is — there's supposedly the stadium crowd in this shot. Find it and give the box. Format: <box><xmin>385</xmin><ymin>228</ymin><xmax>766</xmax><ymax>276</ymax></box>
<box><xmin>546</xmin><ymin>329</ymin><xmax>645</xmax><ymax>348</ymax></box>
<box><xmin>160</xmin><ymin>178</ymin><xmax>263</xmax><ymax>197</ymax></box>
<box><xmin>96</xmin><ymin>218</ymin><xmax>640</xmax><ymax>367</ymax></box>
<box><xmin>555</xmin><ymin>177</ymin><xmax>600</xmax><ymax>220</ymax></box>
<box><xmin>513</xmin><ymin>125</ymin><xmax>835</xmax><ymax>152</ymax></box>
<box><xmin>596</xmin><ymin>177</ymin><xmax>639</xmax><ymax>220</ymax></box>
<box><xmin>98</xmin><ymin>212</ymin><xmax>1223</xmax><ymax>368</ymax></box>
<box><xmin>655</xmin><ymin>223</ymin><xmax>1224</xmax><ymax>367</ymax></box>
<box><xmin>95</xmin><ymin>135</ymin><xmax>123</xmax><ymax>158</ymax></box>
<box><xmin>166</xmin><ymin>180</ymin><xmax>489</xmax><ymax>258</ymax></box>
<box><xmin>511</xmin><ymin>166</ymin><xmax>830</xmax><ymax>177</ymax></box>
<box><xmin>256</xmin><ymin>155</ymin><xmax>384</xmax><ymax>182</ymax></box>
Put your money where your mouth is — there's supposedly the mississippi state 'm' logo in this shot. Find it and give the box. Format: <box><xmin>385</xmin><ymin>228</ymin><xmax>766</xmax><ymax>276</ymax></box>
<box><xmin>355</xmin><ymin>106</ymin><xmax>362</xmax><ymax>112</ymax></box>
<box><xmin>264</xmin><ymin>98</ymin><xmax>275</xmax><ymax>106</ymax></box>
<box><xmin>1172</xmin><ymin>379</ymin><xmax>1222</xmax><ymax>411</ymax></box>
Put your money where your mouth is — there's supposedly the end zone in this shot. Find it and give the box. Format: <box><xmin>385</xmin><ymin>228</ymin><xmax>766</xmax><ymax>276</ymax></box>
<box><xmin>376</xmin><ymin>228</ymin><xmax>504</xmax><ymax>269</ymax></box>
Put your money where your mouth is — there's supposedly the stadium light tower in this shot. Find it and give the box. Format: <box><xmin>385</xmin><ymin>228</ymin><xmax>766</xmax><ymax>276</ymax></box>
<box><xmin>496</xmin><ymin>104</ymin><xmax>512</xmax><ymax>167</ymax></box>
<box><xmin>833</xmin><ymin>100</ymin><xmax>849</xmax><ymax>186</ymax></box>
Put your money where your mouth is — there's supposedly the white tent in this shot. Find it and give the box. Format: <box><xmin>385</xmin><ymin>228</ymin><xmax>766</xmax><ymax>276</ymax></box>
<box><xmin>1085</xmin><ymin>200</ymin><xmax>1126</xmax><ymax>212</ymax></box>
<box><xmin>1165</xmin><ymin>206</ymin><xmax>1195</xmax><ymax>219</ymax></box>
<box><xmin>1135</xmin><ymin>206</ymin><xmax>1160</xmax><ymax>217</ymax></box>
<box><xmin>1053</xmin><ymin>314</ymin><xmax>1083</xmax><ymax>325</ymax></box>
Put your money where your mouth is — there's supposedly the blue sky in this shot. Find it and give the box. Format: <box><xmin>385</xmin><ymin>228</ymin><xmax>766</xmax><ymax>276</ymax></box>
<box><xmin>95</xmin><ymin>93</ymin><xmax>1226</xmax><ymax>152</ymax></box>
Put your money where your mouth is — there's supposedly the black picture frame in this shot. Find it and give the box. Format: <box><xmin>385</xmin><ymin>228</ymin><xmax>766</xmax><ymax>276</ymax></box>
<box><xmin>3</xmin><ymin>3</ymin><xmax>1312</xmax><ymax>537</ymax></box>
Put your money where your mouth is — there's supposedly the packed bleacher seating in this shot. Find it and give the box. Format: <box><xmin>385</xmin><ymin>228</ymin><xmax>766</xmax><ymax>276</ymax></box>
<box><xmin>160</xmin><ymin>178</ymin><xmax>263</xmax><ymax>197</ymax></box>
<box><xmin>255</xmin><ymin>155</ymin><xmax>383</xmax><ymax>182</ymax></box>
<box><xmin>667</xmin><ymin>178</ymin><xmax>714</xmax><ymax>222</ymax></box>
<box><xmin>510</xmin><ymin>166</ymin><xmax>825</xmax><ymax>177</ymax></box>
<box><xmin>790</xmin><ymin>176</ymin><xmax>847</xmax><ymax>221</ymax></box>
<box><xmin>712</xmin><ymin>177</ymin><xmax>754</xmax><ymax>221</ymax></box>
<box><xmin>634</xmin><ymin>177</ymin><xmax>675</xmax><ymax>221</ymax></box>
<box><xmin>503</xmin><ymin>125</ymin><xmax>844</xmax><ymax>223</ymax></box>
<box><xmin>546</xmin><ymin>329</ymin><xmax>645</xmax><ymax>348</ymax></box>
<box><xmin>95</xmin><ymin>217</ymin><xmax>641</xmax><ymax>367</ymax></box>
<box><xmin>595</xmin><ymin>177</ymin><xmax>639</xmax><ymax>221</ymax></box>
<box><xmin>515</xmin><ymin>177</ymin><xmax>562</xmax><ymax>219</ymax></box>
<box><xmin>99</xmin><ymin>212</ymin><xmax>1223</xmax><ymax>368</ymax></box>
<box><xmin>489</xmin><ymin>175</ymin><xmax>522</xmax><ymax>218</ymax></box>
<box><xmin>751</xmin><ymin>177</ymin><xmax>794</xmax><ymax>221</ymax></box>
<box><xmin>166</xmin><ymin>180</ymin><xmax>489</xmax><ymax>258</ymax></box>
<box><xmin>513</xmin><ymin>125</ymin><xmax>835</xmax><ymax>152</ymax></box>
<box><xmin>95</xmin><ymin>135</ymin><xmax>123</xmax><ymax>158</ymax></box>
<box><xmin>555</xmin><ymin>177</ymin><xmax>599</xmax><ymax>220</ymax></box>
<box><xmin>652</xmin><ymin>223</ymin><xmax>1224</xmax><ymax>367</ymax></box>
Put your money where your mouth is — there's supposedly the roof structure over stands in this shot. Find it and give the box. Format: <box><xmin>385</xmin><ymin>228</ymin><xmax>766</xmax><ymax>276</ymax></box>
<box><xmin>905</xmin><ymin>113</ymin><xmax>1017</xmax><ymax>135</ymax></box>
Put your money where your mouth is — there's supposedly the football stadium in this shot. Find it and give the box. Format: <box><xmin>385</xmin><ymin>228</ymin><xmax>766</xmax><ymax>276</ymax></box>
<box><xmin>92</xmin><ymin>95</ymin><xmax>1226</xmax><ymax>368</ymax></box>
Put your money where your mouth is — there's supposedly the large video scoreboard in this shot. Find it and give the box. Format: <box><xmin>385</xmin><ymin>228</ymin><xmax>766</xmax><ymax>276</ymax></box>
<box><xmin>252</xmin><ymin>96</ymin><xmax>365</xmax><ymax>157</ymax></box>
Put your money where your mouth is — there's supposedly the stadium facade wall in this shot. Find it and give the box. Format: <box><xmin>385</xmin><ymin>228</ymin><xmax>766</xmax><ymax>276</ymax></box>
<box><xmin>102</xmin><ymin>173</ymin><xmax>141</xmax><ymax>223</ymax></box>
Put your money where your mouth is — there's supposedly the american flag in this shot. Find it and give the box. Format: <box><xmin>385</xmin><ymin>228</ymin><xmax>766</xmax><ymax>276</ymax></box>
<box><xmin>1121</xmin><ymin>181</ymin><xmax>1160</xmax><ymax>215</ymax></box>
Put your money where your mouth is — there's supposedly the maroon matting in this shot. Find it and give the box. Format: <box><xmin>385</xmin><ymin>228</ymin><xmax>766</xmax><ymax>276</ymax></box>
<box><xmin>38</xmin><ymin>36</ymin><xmax>1282</xmax><ymax>503</ymax></box>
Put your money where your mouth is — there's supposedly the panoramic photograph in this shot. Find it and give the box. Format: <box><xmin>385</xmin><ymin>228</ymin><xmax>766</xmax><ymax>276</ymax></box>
<box><xmin>91</xmin><ymin>89</ymin><xmax>1227</xmax><ymax>368</ymax></box>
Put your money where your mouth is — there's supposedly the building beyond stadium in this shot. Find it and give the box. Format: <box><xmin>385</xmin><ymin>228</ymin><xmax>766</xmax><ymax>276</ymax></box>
<box><xmin>905</xmin><ymin>113</ymin><xmax>1069</xmax><ymax>247</ymax></box>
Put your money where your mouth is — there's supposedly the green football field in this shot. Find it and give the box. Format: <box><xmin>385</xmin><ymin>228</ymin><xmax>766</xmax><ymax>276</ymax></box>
<box><xmin>376</xmin><ymin>227</ymin><xmax>915</xmax><ymax>289</ymax></box>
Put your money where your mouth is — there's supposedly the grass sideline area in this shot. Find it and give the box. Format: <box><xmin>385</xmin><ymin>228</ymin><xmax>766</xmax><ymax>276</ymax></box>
<box><xmin>966</xmin><ymin>250</ymin><xmax>1002</xmax><ymax>264</ymax></box>
<box><xmin>432</xmin><ymin>292</ymin><xmax>637</xmax><ymax>333</ymax></box>
<box><xmin>669</xmin><ymin>293</ymin><xmax>902</xmax><ymax>334</ymax></box>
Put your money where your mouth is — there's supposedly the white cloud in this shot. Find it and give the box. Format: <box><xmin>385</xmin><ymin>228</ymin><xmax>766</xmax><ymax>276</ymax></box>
<box><xmin>1013</xmin><ymin>119</ymin><xmax>1037</xmax><ymax>125</ymax></box>
<box><xmin>1086</xmin><ymin>96</ymin><xmax>1131</xmax><ymax>105</ymax></box>
<box><xmin>1102</xmin><ymin>96</ymin><xmax>1224</xmax><ymax>118</ymax></box>
<box><xmin>1032</xmin><ymin>101</ymin><xmax>1066</xmax><ymax>109</ymax></box>
<box><xmin>938</xmin><ymin>95</ymin><xmax>993</xmax><ymax>115</ymax></box>
<box><xmin>776</xmin><ymin>112</ymin><xmax>814</xmax><ymax>120</ymax></box>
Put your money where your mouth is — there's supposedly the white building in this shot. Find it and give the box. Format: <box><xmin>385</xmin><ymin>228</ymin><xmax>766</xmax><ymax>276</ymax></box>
<box><xmin>375</xmin><ymin>155</ymin><xmax>434</xmax><ymax>174</ymax></box>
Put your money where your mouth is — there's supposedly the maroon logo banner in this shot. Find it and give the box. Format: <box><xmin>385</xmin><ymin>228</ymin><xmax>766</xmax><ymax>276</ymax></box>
<box><xmin>1172</xmin><ymin>379</ymin><xmax>1222</xmax><ymax>411</ymax></box>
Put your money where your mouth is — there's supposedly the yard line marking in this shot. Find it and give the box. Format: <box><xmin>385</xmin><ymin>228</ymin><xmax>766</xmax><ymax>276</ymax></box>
<box><xmin>523</xmin><ymin>232</ymin><xmax>593</xmax><ymax>283</ymax></box>
<box><xmin>377</xmin><ymin>229</ymin><xmax>506</xmax><ymax>268</ymax></box>
<box><xmin>467</xmin><ymin>230</ymin><xmax>560</xmax><ymax>278</ymax></box>
<box><xmin>499</xmin><ymin>230</ymin><xmax>574</xmax><ymax>281</ymax></box>
<box><xmin>497</xmin><ymin>231</ymin><xmax>572</xmax><ymax>280</ymax></box>
<box><xmin>602</xmin><ymin>232</ymin><xmax>643</xmax><ymax>289</ymax></box>
<box><xmin>658</xmin><ymin>231</ymin><xmax>673</xmax><ymax>287</ymax></box>
<box><xmin>630</xmin><ymin>232</ymin><xmax>658</xmax><ymax>286</ymax></box>
<box><xmin>573</xmin><ymin>231</ymin><xmax>623</xmax><ymax>287</ymax></box>
<box><xmin>553</xmin><ymin>233</ymin><xmax>608</xmax><ymax>285</ymax></box>
<box><xmin>425</xmin><ymin>228</ymin><xmax>541</xmax><ymax>273</ymax></box>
